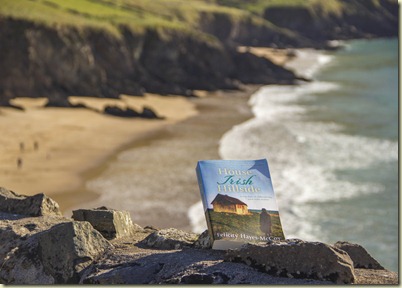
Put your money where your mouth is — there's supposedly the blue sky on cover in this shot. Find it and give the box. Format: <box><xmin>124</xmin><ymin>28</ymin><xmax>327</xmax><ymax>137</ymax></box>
<box><xmin>197</xmin><ymin>159</ymin><xmax>279</xmax><ymax>211</ymax></box>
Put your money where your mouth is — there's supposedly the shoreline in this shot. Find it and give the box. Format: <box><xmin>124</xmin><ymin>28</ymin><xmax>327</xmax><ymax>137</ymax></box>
<box><xmin>56</xmin><ymin>48</ymin><xmax>295</xmax><ymax>218</ymax></box>
<box><xmin>65</xmin><ymin>85</ymin><xmax>261</xmax><ymax>231</ymax></box>
<box><xmin>0</xmin><ymin>48</ymin><xmax>294</xmax><ymax>225</ymax></box>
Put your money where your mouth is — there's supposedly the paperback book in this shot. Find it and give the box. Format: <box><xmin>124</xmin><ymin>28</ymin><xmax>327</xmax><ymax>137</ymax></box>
<box><xmin>196</xmin><ymin>159</ymin><xmax>285</xmax><ymax>250</ymax></box>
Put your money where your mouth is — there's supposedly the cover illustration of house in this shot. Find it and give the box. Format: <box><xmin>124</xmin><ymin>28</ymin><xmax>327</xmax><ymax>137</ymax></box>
<box><xmin>196</xmin><ymin>159</ymin><xmax>285</xmax><ymax>250</ymax></box>
<box><xmin>211</xmin><ymin>194</ymin><xmax>249</xmax><ymax>215</ymax></box>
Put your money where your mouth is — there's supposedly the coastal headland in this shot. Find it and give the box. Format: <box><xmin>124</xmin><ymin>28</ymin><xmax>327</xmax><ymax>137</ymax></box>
<box><xmin>0</xmin><ymin>0</ymin><xmax>397</xmax><ymax>228</ymax></box>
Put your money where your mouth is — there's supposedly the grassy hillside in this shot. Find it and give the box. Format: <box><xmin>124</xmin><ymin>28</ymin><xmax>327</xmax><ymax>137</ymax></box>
<box><xmin>215</xmin><ymin>0</ymin><xmax>390</xmax><ymax>16</ymax></box>
<box><xmin>208</xmin><ymin>210</ymin><xmax>285</xmax><ymax>240</ymax></box>
<box><xmin>0</xmin><ymin>0</ymin><xmax>251</xmax><ymax>37</ymax></box>
<box><xmin>1</xmin><ymin>0</ymin><xmax>397</xmax><ymax>38</ymax></box>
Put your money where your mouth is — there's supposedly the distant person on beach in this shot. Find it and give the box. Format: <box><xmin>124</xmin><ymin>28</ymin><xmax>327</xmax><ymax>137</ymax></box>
<box><xmin>17</xmin><ymin>157</ymin><xmax>23</xmax><ymax>169</ymax></box>
<box><xmin>260</xmin><ymin>208</ymin><xmax>272</xmax><ymax>237</ymax></box>
<box><xmin>34</xmin><ymin>141</ymin><xmax>39</xmax><ymax>151</ymax></box>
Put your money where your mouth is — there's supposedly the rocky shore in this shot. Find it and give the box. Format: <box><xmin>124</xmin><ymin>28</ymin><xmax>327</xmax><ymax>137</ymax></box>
<box><xmin>0</xmin><ymin>187</ymin><xmax>397</xmax><ymax>285</ymax></box>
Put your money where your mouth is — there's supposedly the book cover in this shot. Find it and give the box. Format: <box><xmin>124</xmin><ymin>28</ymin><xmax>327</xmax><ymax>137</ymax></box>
<box><xmin>196</xmin><ymin>159</ymin><xmax>285</xmax><ymax>250</ymax></box>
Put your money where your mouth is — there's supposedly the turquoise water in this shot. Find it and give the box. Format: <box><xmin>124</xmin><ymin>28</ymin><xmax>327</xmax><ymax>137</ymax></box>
<box><xmin>219</xmin><ymin>38</ymin><xmax>398</xmax><ymax>271</ymax></box>
<box><xmin>308</xmin><ymin>38</ymin><xmax>399</xmax><ymax>272</ymax></box>
<box><xmin>312</xmin><ymin>39</ymin><xmax>398</xmax><ymax>141</ymax></box>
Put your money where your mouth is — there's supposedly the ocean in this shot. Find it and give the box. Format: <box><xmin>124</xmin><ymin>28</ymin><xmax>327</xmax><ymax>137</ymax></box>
<box><xmin>216</xmin><ymin>38</ymin><xmax>398</xmax><ymax>271</ymax></box>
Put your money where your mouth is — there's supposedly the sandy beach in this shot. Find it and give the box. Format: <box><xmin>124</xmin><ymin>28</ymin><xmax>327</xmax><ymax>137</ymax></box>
<box><xmin>0</xmin><ymin>94</ymin><xmax>197</xmax><ymax>205</ymax></box>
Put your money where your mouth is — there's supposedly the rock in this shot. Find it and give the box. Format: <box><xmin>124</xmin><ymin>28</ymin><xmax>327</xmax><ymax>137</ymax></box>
<box><xmin>230</xmin><ymin>50</ymin><xmax>298</xmax><ymax>85</ymax></box>
<box><xmin>1</xmin><ymin>202</ymin><xmax>395</xmax><ymax>285</ymax></box>
<box><xmin>139</xmin><ymin>228</ymin><xmax>199</xmax><ymax>250</ymax></box>
<box><xmin>193</xmin><ymin>230</ymin><xmax>211</xmax><ymax>249</ymax></box>
<box><xmin>225</xmin><ymin>239</ymin><xmax>355</xmax><ymax>284</ymax></box>
<box><xmin>103</xmin><ymin>105</ymin><xmax>141</xmax><ymax>118</ymax></box>
<box><xmin>140</xmin><ymin>106</ymin><xmax>163</xmax><ymax>119</ymax></box>
<box><xmin>82</xmin><ymin>246</ymin><xmax>330</xmax><ymax>285</ymax></box>
<box><xmin>0</xmin><ymin>187</ymin><xmax>61</xmax><ymax>217</ymax></box>
<box><xmin>0</xmin><ymin>217</ymin><xmax>113</xmax><ymax>284</ymax></box>
<box><xmin>72</xmin><ymin>207</ymin><xmax>141</xmax><ymax>240</ymax></box>
<box><xmin>334</xmin><ymin>241</ymin><xmax>384</xmax><ymax>270</ymax></box>
<box><xmin>354</xmin><ymin>268</ymin><xmax>398</xmax><ymax>285</ymax></box>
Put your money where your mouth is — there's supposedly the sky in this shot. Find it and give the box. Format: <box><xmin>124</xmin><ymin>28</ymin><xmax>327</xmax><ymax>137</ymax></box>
<box><xmin>197</xmin><ymin>159</ymin><xmax>280</xmax><ymax>211</ymax></box>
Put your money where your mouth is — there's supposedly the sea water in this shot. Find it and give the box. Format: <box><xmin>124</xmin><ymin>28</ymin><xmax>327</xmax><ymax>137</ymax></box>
<box><xmin>216</xmin><ymin>38</ymin><xmax>398</xmax><ymax>271</ymax></box>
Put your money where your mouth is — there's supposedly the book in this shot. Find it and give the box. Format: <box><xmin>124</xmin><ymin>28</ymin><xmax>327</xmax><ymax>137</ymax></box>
<box><xmin>196</xmin><ymin>159</ymin><xmax>285</xmax><ymax>250</ymax></box>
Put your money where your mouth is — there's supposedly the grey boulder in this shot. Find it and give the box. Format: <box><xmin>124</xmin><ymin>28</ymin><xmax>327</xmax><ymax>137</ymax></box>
<box><xmin>0</xmin><ymin>217</ymin><xmax>112</xmax><ymax>284</ymax></box>
<box><xmin>0</xmin><ymin>187</ymin><xmax>61</xmax><ymax>216</ymax></box>
<box><xmin>225</xmin><ymin>239</ymin><xmax>355</xmax><ymax>284</ymax></box>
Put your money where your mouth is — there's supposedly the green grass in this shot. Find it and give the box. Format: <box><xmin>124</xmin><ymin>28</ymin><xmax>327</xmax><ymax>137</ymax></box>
<box><xmin>208</xmin><ymin>210</ymin><xmax>285</xmax><ymax>242</ymax></box>
<box><xmin>0</xmin><ymin>0</ymin><xmax>122</xmax><ymax>36</ymax></box>
<box><xmin>0</xmin><ymin>0</ymin><xmax>253</xmax><ymax>38</ymax></box>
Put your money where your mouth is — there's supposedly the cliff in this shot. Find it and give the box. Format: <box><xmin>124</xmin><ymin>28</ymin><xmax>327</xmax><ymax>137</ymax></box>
<box><xmin>0</xmin><ymin>187</ymin><xmax>398</xmax><ymax>285</ymax></box>
<box><xmin>0</xmin><ymin>0</ymin><xmax>397</xmax><ymax>106</ymax></box>
<box><xmin>217</xmin><ymin>0</ymin><xmax>398</xmax><ymax>42</ymax></box>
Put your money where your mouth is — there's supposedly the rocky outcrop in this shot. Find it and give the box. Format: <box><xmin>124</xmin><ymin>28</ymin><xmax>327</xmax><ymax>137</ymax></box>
<box><xmin>0</xmin><ymin>188</ymin><xmax>397</xmax><ymax>285</ymax></box>
<box><xmin>225</xmin><ymin>239</ymin><xmax>355</xmax><ymax>284</ymax></box>
<box><xmin>0</xmin><ymin>187</ymin><xmax>61</xmax><ymax>217</ymax></box>
<box><xmin>334</xmin><ymin>241</ymin><xmax>385</xmax><ymax>270</ymax></box>
<box><xmin>72</xmin><ymin>207</ymin><xmax>141</xmax><ymax>240</ymax></box>
<box><xmin>0</xmin><ymin>216</ymin><xmax>112</xmax><ymax>284</ymax></box>
<box><xmin>82</xmin><ymin>243</ymin><xmax>331</xmax><ymax>285</ymax></box>
<box><xmin>0</xmin><ymin>17</ymin><xmax>298</xmax><ymax>106</ymax></box>
<box><xmin>230</xmin><ymin>50</ymin><xmax>303</xmax><ymax>84</ymax></box>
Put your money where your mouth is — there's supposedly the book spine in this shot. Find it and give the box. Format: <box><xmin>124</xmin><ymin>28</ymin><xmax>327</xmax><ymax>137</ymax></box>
<box><xmin>196</xmin><ymin>164</ymin><xmax>216</xmax><ymax>246</ymax></box>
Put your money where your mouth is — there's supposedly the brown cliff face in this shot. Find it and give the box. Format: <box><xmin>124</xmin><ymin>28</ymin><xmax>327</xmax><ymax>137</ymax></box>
<box><xmin>0</xmin><ymin>17</ymin><xmax>298</xmax><ymax>105</ymax></box>
<box><xmin>0</xmin><ymin>18</ymin><xmax>142</xmax><ymax>103</ymax></box>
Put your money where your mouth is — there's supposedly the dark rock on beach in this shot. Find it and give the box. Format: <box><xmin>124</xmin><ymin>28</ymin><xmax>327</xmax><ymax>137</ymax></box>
<box><xmin>102</xmin><ymin>105</ymin><xmax>163</xmax><ymax>119</ymax></box>
<box><xmin>103</xmin><ymin>105</ymin><xmax>141</xmax><ymax>118</ymax></box>
<box><xmin>44</xmin><ymin>96</ymin><xmax>91</xmax><ymax>109</ymax></box>
<box><xmin>141</xmin><ymin>106</ymin><xmax>164</xmax><ymax>119</ymax></box>
<box><xmin>0</xmin><ymin>188</ymin><xmax>398</xmax><ymax>285</ymax></box>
